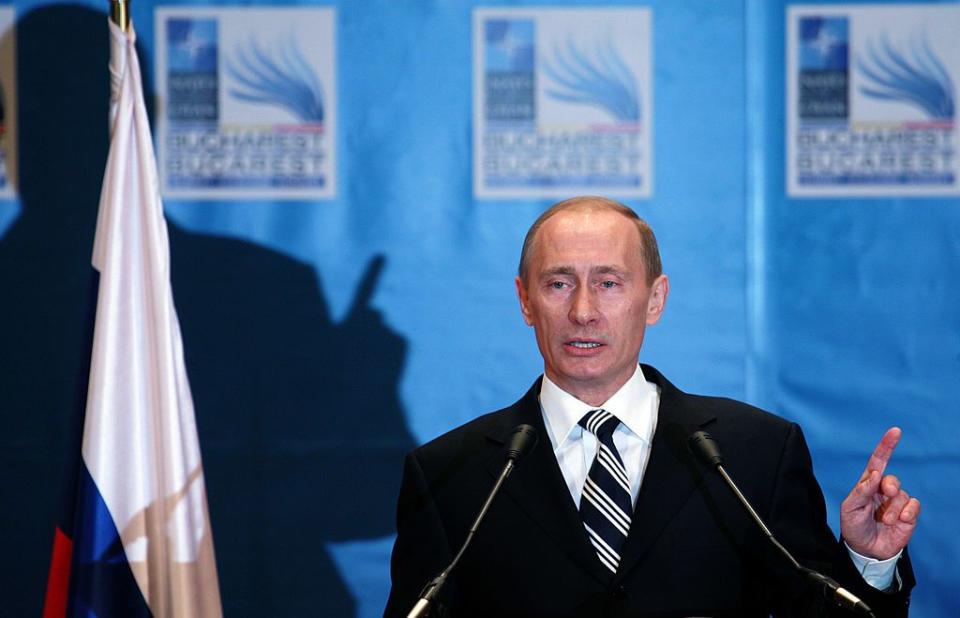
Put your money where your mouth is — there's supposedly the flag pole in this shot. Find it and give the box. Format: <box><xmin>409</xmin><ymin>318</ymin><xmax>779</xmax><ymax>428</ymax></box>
<box><xmin>109</xmin><ymin>0</ymin><xmax>129</xmax><ymax>32</ymax></box>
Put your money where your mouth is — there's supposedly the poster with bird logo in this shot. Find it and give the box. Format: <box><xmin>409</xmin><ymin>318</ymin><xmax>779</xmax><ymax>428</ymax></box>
<box><xmin>473</xmin><ymin>7</ymin><xmax>651</xmax><ymax>199</ymax></box>
<box><xmin>787</xmin><ymin>4</ymin><xmax>959</xmax><ymax>197</ymax></box>
<box><xmin>156</xmin><ymin>7</ymin><xmax>335</xmax><ymax>199</ymax></box>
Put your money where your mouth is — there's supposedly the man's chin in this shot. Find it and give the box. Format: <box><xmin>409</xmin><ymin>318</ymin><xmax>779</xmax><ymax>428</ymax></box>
<box><xmin>548</xmin><ymin>366</ymin><xmax>629</xmax><ymax>396</ymax></box>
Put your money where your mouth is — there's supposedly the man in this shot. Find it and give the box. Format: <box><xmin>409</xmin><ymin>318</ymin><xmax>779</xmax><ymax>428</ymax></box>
<box><xmin>385</xmin><ymin>197</ymin><xmax>919</xmax><ymax>617</ymax></box>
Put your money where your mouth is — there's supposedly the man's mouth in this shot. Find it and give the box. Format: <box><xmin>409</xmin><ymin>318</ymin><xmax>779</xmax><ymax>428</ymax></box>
<box><xmin>566</xmin><ymin>340</ymin><xmax>603</xmax><ymax>349</ymax></box>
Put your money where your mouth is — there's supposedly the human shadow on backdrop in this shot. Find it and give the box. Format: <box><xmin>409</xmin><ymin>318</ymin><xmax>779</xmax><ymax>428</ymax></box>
<box><xmin>0</xmin><ymin>6</ymin><xmax>414</xmax><ymax>615</ymax></box>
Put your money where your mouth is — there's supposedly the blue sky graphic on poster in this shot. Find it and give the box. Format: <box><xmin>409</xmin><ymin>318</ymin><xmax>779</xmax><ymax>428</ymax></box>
<box><xmin>0</xmin><ymin>7</ymin><xmax>15</xmax><ymax>200</ymax></box>
<box><xmin>156</xmin><ymin>7</ymin><xmax>336</xmax><ymax>199</ymax></box>
<box><xmin>787</xmin><ymin>4</ymin><xmax>960</xmax><ymax>197</ymax></box>
<box><xmin>473</xmin><ymin>8</ymin><xmax>651</xmax><ymax>199</ymax></box>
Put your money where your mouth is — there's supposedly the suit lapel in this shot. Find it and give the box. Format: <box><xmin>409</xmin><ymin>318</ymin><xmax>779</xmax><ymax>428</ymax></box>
<box><xmin>483</xmin><ymin>381</ymin><xmax>611</xmax><ymax>586</ymax></box>
<box><xmin>480</xmin><ymin>367</ymin><xmax>719</xmax><ymax>586</ymax></box>
<box><xmin>614</xmin><ymin>365</ymin><xmax>717</xmax><ymax>581</ymax></box>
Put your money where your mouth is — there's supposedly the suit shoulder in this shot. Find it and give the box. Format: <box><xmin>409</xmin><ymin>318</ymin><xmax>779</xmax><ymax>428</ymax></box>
<box><xmin>684</xmin><ymin>392</ymin><xmax>797</xmax><ymax>437</ymax></box>
<box><xmin>643</xmin><ymin>364</ymin><xmax>796</xmax><ymax>438</ymax></box>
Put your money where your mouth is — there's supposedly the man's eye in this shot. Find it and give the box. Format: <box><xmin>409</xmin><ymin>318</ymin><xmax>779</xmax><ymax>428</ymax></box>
<box><xmin>600</xmin><ymin>280</ymin><xmax>618</xmax><ymax>288</ymax></box>
<box><xmin>550</xmin><ymin>281</ymin><xmax>567</xmax><ymax>289</ymax></box>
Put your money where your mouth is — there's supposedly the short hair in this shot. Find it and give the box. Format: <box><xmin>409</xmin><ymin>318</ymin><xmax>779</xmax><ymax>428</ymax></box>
<box><xmin>517</xmin><ymin>196</ymin><xmax>663</xmax><ymax>285</ymax></box>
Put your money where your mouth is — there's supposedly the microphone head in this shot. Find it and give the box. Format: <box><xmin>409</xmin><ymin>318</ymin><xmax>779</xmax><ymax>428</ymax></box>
<box><xmin>505</xmin><ymin>424</ymin><xmax>538</xmax><ymax>462</ymax></box>
<box><xmin>688</xmin><ymin>430</ymin><xmax>724</xmax><ymax>468</ymax></box>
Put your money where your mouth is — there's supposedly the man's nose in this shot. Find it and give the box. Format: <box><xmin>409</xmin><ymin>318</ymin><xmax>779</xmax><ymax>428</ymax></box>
<box><xmin>569</xmin><ymin>285</ymin><xmax>600</xmax><ymax>325</ymax></box>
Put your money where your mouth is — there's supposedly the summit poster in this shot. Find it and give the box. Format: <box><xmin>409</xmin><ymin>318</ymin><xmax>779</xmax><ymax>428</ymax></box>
<box><xmin>156</xmin><ymin>7</ymin><xmax>336</xmax><ymax>199</ymax></box>
<box><xmin>787</xmin><ymin>5</ymin><xmax>960</xmax><ymax>197</ymax></box>
<box><xmin>473</xmin><ymin>8</ymin><xmax>652</xmax><ymax>200</ymax></box>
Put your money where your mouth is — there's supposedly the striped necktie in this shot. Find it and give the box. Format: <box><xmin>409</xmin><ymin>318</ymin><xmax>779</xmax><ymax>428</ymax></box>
<box><xmin>579</xmin><ymin>409</ymin><xmax>632</xmax><ymax>576</ymax></box>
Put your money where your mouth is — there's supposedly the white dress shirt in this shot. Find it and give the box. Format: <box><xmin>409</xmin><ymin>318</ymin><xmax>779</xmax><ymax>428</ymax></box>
<box><xmin>539</xmin><ymin>365</ymin><xmax>657</xmax><ymax>509</ymax></box>
<box><xmin>537</xmin><ymin>364</ymin><xmax>898</xmax><ymax>590</ymax></box>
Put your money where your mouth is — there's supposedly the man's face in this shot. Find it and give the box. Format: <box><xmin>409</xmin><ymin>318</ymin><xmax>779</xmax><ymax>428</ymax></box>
<box><xmin>515</xmin><ymin>208</ymin><xmax>668</xmax><ymax>405</ymax></box>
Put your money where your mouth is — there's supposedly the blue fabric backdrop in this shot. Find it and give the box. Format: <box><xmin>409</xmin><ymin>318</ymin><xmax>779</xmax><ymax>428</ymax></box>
<box><xmin>0</xmin><ymin>1</ymin><xmax>956</xmax><ymax>616</ymax></box>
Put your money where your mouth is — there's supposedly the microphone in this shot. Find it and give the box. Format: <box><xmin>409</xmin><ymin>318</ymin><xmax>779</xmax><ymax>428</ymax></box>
<box><xmin>505</xmin><ymin>423</ymin><xmax>538</xmax><ymax>462</ymax></box>
<box><xmin>407</xmin><ymin>424</ymin><xmax>538</xmax><ymax>618</ymax></box>
<box><xmin>687</xmin><ymin>431</ymin><xmax>875</xmax><ymax>617</ymax></box>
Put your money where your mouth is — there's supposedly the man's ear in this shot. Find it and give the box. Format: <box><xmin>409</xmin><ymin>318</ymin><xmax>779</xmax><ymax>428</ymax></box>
<box><xmin>515</xmin><ymin>276</ymin><xmax>534</xmax><ymax>326</ymax></box>
<box><xmin>645</xmin><ymin>274</ymin><xmax>669</xmax><ymax>325</ymax></box>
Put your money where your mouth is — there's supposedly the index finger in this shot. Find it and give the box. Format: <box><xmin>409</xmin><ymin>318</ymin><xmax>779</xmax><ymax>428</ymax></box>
<box><xmin>860</xmin><ymin>427</ymin><xmax>902</xmax><ymax>480</ymax></box>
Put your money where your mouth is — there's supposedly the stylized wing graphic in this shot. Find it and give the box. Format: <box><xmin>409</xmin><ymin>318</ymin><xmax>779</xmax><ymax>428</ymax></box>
<box><xmin>542</xmin><ymin>37</ymin><xmax>640</xmax><ymax>122</ymax></box>
<box><xmin>226</xmin><ymin>36</ymin><xmax>324</xmax><ymax>123</ymax></box>
<box><xmin>857</xmin><ymin>33</ymin><xmax>954</xmax><ymax>119</ymax></box>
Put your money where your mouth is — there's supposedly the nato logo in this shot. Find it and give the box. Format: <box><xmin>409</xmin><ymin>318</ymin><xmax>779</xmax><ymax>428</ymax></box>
<box><xmin>484</xmin><ymin>19</ymin><xmax>535</xmax><ymax>122</ymax></box>
<box><xmin>226</xmin><ymin>37</ymin><xmax>325</xmax><ymax>124</ymax></box>
<box><xmin>798</xmin><ymin>16</ymin><xmax>849</xmax><ymax>120</ymax></box>
<box><xmin>167</xmin><ymin>18</ymin><xmax>218</xmax><ymax>121</ymax></box>
<box><xmin>799</xmin><ymin>16</ymin><xmax>849</xmax><ymax>71</ymax></box>
<box><xmin>485</xmin><ymin>19</ymin><xmax>534</xmax><ymax>72</ymax></box>
<box><xmin>857</xmin><ymin>33</ymin><xmax>955</xmax><ymax>120</ymax></box>
<box><xmin>168</xmin><ymin>18</ymin><xmax>217</xmax><ymax>73</ymax></box>
<box><xmin>542</xmin><ymin>38</ymin><xmax>640</xmax><ymax>123</ymax></box>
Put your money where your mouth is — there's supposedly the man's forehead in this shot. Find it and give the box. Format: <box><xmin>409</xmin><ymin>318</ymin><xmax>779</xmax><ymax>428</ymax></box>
<box><xmin>519</xmin><ymin>204</ymin><xmax>650</xmax><ymax>283</ymax></box>
<box><xmin>544</xmin><ymin>205</ymin><xmax>630</xmax><ymax>228</ymax></box>
<box><xmin>537</xmin><ymin>209</ymin><xmax>641</xmax><ymax>251</ymax></box>
<box><xmin>538</xmin><ymin>263</ymin><xmax>633</xmax><ymax>278</ymax></box>
<box><xmin>534</xmin><ymin>228</ymin><xmax>643</xmax><ymax>279</ymax></box>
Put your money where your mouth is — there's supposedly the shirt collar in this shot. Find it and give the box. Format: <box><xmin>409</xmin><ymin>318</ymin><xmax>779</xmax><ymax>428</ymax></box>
<box><xmin>539</xmin><ymin>365</ymin><xmax>657</xmax><ymax>452</ymax></box>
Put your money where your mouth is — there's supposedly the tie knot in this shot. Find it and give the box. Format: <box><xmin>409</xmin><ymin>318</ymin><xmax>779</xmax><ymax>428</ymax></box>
<box><xmin>579</xmin><ymin>409</ymin><xmax>620</xmax><ymax>440</ymax></box>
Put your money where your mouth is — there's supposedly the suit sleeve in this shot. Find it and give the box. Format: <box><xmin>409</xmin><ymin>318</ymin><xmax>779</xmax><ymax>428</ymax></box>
<box><xmin>766</xmin><ymin>423</ymin><xmax>914</xmax><ymax>618</ymax></box>
<box><xmin>384</xmin><ymin>451</ymin><xmax>455</xmax><ymax>618</ymax></box>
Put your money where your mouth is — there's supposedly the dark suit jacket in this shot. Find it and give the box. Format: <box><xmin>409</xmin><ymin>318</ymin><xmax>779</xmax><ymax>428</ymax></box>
<box><xmin>385</xmin><ymin>365</ymin><xmax>914</xmax><ymax>617</ymax></box>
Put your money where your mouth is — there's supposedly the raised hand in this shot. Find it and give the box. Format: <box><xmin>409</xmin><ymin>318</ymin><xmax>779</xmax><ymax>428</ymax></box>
<box><xmin>840</xmin><ymin>427</ymin><xmax>920</xmax><ymax>560</ymax></box>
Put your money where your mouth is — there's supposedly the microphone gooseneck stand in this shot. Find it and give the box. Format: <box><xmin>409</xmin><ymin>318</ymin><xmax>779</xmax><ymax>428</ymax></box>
<box><xmin>687</xmin><ymin>430</ymin><xmax>877</xmax><ymax>618</ymax></box>
<box><xmin>407</xmin><ymin>424</ymin><xmax>538</xmax><ymax>618</ymax></box>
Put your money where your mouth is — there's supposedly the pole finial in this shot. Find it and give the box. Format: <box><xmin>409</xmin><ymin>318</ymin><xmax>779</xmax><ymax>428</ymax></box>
<box><xmin>110</xmin><ymin>0</ymin><xmax>129</xmax><ymax>32</ymax></box>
